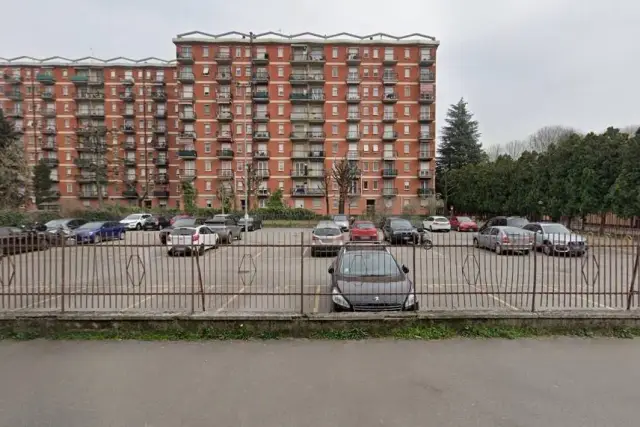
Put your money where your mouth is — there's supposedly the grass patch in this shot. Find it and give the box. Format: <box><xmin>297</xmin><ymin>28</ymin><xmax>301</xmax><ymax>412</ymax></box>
<box><xmin>2</xmin><ymin>322</ymin><xmax>640</xmax><ymax>341</ymax></box>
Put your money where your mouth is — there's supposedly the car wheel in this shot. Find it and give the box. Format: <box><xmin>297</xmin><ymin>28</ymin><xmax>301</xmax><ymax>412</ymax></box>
<box><xmin>310</xmin><ymin>248</ymin><xmax>316</xmax><ymax>257</ymax></box>
<box><xmin>213</xmin><ymin>238</ymin><xmax>219</xmax><ymax>250</ymax></box>
<box><xmin>39</xmin><ymin>241</ymin><xmax>50</xmax><ymax>251</ymax></box>
<box><xmin>198</xmin><ymin>244</ymin><xmax>205</xmax><ymax>256</ymax></box>
<box><xmin>158</xmin><ymin>225</ymin><xmax>164</xmax><ymax>230</ymax></box>
<box><xmin>429</xmin><ymin>226</ymin><xmax>433</xmax><ymax>232</ymax></box>
<box><xmin>134</xmin><ymin>223</ymin><xmax>141</xmax><ymax>230</ymax></box>
<box><xmin>94</xmin><ymin>235</ymin><xmax>102</xmax><ymax>244</ymax></box>
<box><xmin>523</xmin><ymin>250</ymin><xmax>530</xmax><ymax>255</ymax></box>
<box><xmin>473</xmin><ymin>238</ymin><xmax>479</xmax><ymax>248</ymax></box>
<box><xmin>409</xmin><ymin>302</ymin><xmax>420</xmax><ymax>311</ymax></box>
<box><xmin>119</xmin><ymin>231</ymin><xmax>125</xmax><ymax>240</ymax></box>
<box><xmin>495</xmin><ymin>244</ymin><xmax>502</xmax><ymax>255</ymax></box>
<box><xmin>237</xmin><ymin>232</ymin><xmax>242</xmax><ymax>241</ymax></box>
<box><xmin>167</xmin><ymin>249</ymin><xmax>174</xmax><ymax>257</ymax></box>
<box><xmin>543</xmin><ymin>243</ymin><xmax>553</xmax><ymax>256</ymax></box>
<box><xmin>226</xmin><ymin>233</ymin><xmax>232</xmax><ymax>244</ymax></box>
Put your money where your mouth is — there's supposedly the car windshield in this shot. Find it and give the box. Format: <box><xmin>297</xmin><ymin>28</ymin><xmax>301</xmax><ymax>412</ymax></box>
<box><xmin>333</xmin><ymin>215</ymin><xmax>348</xmax><ymax>221</ymax></box>
<box><xmin>391</xmin><ymin>220</ymin><xmax>412</xmax><ymax>229</ymax></box>
<box><xmin>45</xmin><ymin>219</ymin><xmax>69</xmax><ymax>228</ymax></box>
<box><xmin>354</xmin><ymin>223</ymin><xmax>375</xmax><ymax>229</ymax></box>
<box><xmin>314</xmin><ymin>227</ymin><xmax>341</xmax><ymax>236</ymax></box>
<box><xmin>457</xmin><ymin>217</ymin><xmax>472</xmax><ymax>222</ymax></box>
<box><xmin>542</xmin><ymin>224</ymin><xmax>571</xmax><ymax>234</ymax></box>
<box><xmin>173</xmin><ymin>219</ymin><xmax>196</xmax><ymax>227</ymax></box>
<box><xmin>124</xmin><ymin>214</ymin><xmax>142</xmax><ymax>220</ymax></box>
<box><xmin>171</xmin><ymin>228</ymin><xmax>196</xmax><ymax>235</ymax></box>
<box><xmin>339</xmin><ymin>251</ymin><xmax>402</xmax><ymax>277</ymax></box>
<box><xmin>78</xmin><ymin>222</ymin><xmax>104</xmax><ymax>230</ymax></box>
<box><xmin>507</xmin><ymin>217</ymin><xmax>529</xmax><ymax>227</ymax></box>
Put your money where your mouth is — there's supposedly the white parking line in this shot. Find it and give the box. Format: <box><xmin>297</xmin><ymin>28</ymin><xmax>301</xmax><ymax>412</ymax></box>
<box><xmin>468</xmin><ymin>284</ymin><xmax>520</xmax><ymax>310</ymax></box>
<box><xmin>215</xmin><ymin>247</ymin><xmax>265</xmax><ymax>312</ymax></box>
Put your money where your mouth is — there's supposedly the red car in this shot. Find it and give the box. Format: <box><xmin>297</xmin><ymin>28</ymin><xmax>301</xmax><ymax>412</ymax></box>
<box><xmin>349</xmin><ymin>221</ymin><xmax>379</xmax><ymax>241</ymax></box>
<box><xmin>450</xmin><ymin>216</ymin><xmax>478</xmax><ymax>232</ymax></box>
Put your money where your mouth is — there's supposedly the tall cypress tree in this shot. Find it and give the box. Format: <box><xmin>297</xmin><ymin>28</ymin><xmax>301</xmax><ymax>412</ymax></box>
<box><xmin>0</xmin><ymin>109</ymin><xmax>29</xmax><ymax>208</ymax></box>
<box><xmin>33</xmin><ymin>159</ymin><xmax>53</xmax><ymax>207</ymax></box>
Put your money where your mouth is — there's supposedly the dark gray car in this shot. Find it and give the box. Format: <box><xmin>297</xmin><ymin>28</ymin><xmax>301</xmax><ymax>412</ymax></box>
<box><xmin>523</xmin><ymin>222</ymin><xmax>588</xmax><ymax>256</ymax></box>
<box><xmin>328</xmin><ymin>245</ymin><xmax>418</xmax><ymax>312</ymax></box>
<box><xmin>204</xmin><ymin>217</ymin><xmax>241</xmax><ymax>243</ymax></box>
<box><xmin>238</xmin><ymin>215</ymin><xmax>263</xmax><ymax>231</ymax></box>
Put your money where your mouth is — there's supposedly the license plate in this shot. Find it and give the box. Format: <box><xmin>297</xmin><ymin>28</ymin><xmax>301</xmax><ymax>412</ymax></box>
<box><xmin>403</xmin><ymin>236</ymin><xmax>410</xmax><ymax>240</ymax></box>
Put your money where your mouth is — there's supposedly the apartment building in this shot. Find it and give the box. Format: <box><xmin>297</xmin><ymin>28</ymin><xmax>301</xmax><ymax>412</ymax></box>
<box><xmin>0</xmin><ymin>31</ymin><xmax>438</xmax><ymax>214</ymax></box>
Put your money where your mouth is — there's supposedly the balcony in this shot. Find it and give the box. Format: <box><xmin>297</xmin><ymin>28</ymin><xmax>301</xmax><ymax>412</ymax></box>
<box><xmin>216</xmin><ymin>131</ymin><xmax>232</xmax><ymax>142</ymax></box>
<box><xmin>217</xmin><ymin>111</ymin><xmax>234</xmax><ymax>122</ymax></box>
<box><xmin>217</xmin><ymin>93</ymin><xmax>232</xmax><ymax>104</ymax></box>
<box><xmin>215</xmin><ymin>52</ymin><xmax>232</xmax><ymax>63</ymax></box>
<box><xmin>42</xmin><ymin>127</ymin><xmax>57</xmax><ymax>135</ymax></box>
<box><xmin>75</xmin><ymin>173</ymin><xmax>97</xmax><ymax>183</ymax></box>
<box><xmin>75</xmin><ymin>158</ymin><xmax>107</xmax><ymax>169</ymax></box>
<box><xmin>121</xmin><ymin>109</ymin><xmax>135</xmax><ymax>118</ymax></box>
<box><xmin>420</xmin><ymin>71</ymin><xmax>435</xmax><ymax>83</ymax></box>
<box><xmin>291</xmin><ymin>150</ymin><xmax>309</xmax><ymax>159</ymax></box>
<box><xmin>346</xmin><ymin>93</ymin><xmax>361</xmax><ymax>103</ymax></box>
<box><xmin>121</xmin><ymin>125</ymin><xmax>136</xmax><ymax>134</ymax></box>
<box><xmin>155</xmin><ymin>175</ymin><xmax>169</xmax><ymax>185</ymax></box>
<box><xmin>290</xmin><ymin>53</ymin><xmax>326</xmax><ymax>64</ymax></box>
<box><xmin>419</xmin><ymin>132</ymin><xmax>434</xmax><ymax>142</ymax></box>
<box><xmin>153</xmin><ymin>126</ymin><xmax>168</xmax><ymax>135</ymax></box>
<box><xmin>289</xmin><ymin>73</ymin><xmax>325</xmax><ymax>84</ymax></box>
<box><xmin>291</xmin><ymin>188</ymin><xmax>325</xmax><ymax>197</ymax></box>
<box><xmin>382</xmin><ymin>93</ymin><xmax>398</xmax><ymax>103</ymax></box>
<box><xmin>123</xmin><ymin>158</ymin><xmax>137</xmax><ymax>167</ymax></box>
<box><xmin>154</xmin><ymin>158</ymin><xmax>169</xmax><ymax>167</ymax></box>
<box><xmin>382</xmin><ymin>131</ymin><xmax>398</xmax><ymax>141</ymax></box>
<box><xmin>346</xmin><ymin>131</ymin><xmax>361</xmax><ymax>141</ymax></box>
<box><xmin>124</xmin><ymin>141</ymin><xmax>136</xmax><ymax>150</ymax></box>
<box><xmin>119</xmin><ymin>91</ymin><xmax>135</xmax><ymax>102</ymax></box>
<box><xmin>382</xmin><ymin>72</ymin><xmax>398</xmax><ymax>85</ymax></box>
<box><xmin>179</xmin><ymin>169</ymin><xmax>197</xmax><ymax>181</ymax></box>
<box><xmin>41</xmin><ymin>91</ymin><xmax>55</xmax><ymax>101</ymax></box>
<box><xmin>383</xmin><ymin>112</ymin><xmax>397</xmax><ymax>122</ymax></box>
<box><xmin>74</xmin><ymin>91</ymin><xmax>104</xmax><ymax>101</ymax></box>
<box><xmin>289</xmin><ymin>93</ymin><xmax>326</xmax><ymax>103</ymax></box>
<box><xmin>78</xmin><ymin>190</ymin><xmax>107</xmax><ymax>199</ymax></box>
<box><xmin>216</xmin><ymin>72</ymin><xmax>232</xmax><ymax>83</ymax></box>
<box><xmin>255</xmin><ymin>169</ymin><xmax>270</xmax><ymax>178</ymax></box>
<box><xmin>75</xmin><ymin>109</ymin><xmax>91</xmax><ymax>119</ymax></box>
<box><xmin>42</xmin><ymin>158</ymin><xmax>59</xmax><ymax>168</ymax></box>
<box><xmin>256</xmin><ymin>188</ymin><xmax>270</xmax><ymax>197</ymax></box>
<box><xmin>178</xmin><ymin>149</ymin><xmax>197</xmax><ymax>159</ymax></box>
<box><xmin>75</xmin><ymin>126</ymin><xmax>106</xmax><ymax>137</ymax></box>
<box><xmin>346</xmin><ymin>112</ymin><xmax>361</xmax><ymax>122</ymax></box>
<box><xmin>419</xmin><ymin>55</ymin><xmax>435</xmax><ymax>66</ymax></box>
<box><xmin>176</xmin><ymin>51</ymin><xmax>194</xmax><ymax>64</ymax></box>
<box><xmin>419</xmin><ymin>169</ymin><xmax>433</xmax><ymax>179</ymax></box>
<box><xmin>346</xmin><ymin>150</ymin><xmax>360</xmax><ymax>161</ymax></box>
<box><xmin>178</xmin><ymin>92</ymin><xmax>194</xmax><ymax>104</ymax></box>
<box><xmin>382</xmin><ymin>169</ymin><xmax>398</xmax><ymax>178</ymax></box>
<box><xmin>42</xmin><ymin>108</ymin><xmax>57</xmax><ymax>118</ymax></box>
<box><xmin>253</xmin><ymin>131</ymin><xmax>270</xmax><ymax>141</ymax></box>
<box><xmin>382</xmin><ymin>151</ymin><xmax>397</xmax><ymax>160</ymax></box>
<box><xmin>346</xmin><ymin>54</ymin><xmax>361</xmax><ymax>65</ymax></box>
<box><xmin>178</xmin><ymin>72</ymin><xmax>195</xmax><ymax>83</ymax></box>
<box><xmin>37</xmin><ymin>73</ymin><xmax>56</xmax><ymax>84</ymax></box>
<box><xmin>152</xmin><ymin>76</ymin><xmax>165</xmax><ymax>86</ymax></box>
<box><xmin>252</xmin><ymin>72</ymin><xmax>270</xmax><ymax>84</ymax></box>
<box><xmin>309</xmin><ymin>150</ymin><xmax>326</xmax><ymax>160</ymax></box>
<box><xmin>154</xmin><ymin>141</ymin><xmax>168</xmax><ymax>151</ymax></box>
<box><xmin>309</xmin><ymin>112</ymin><xmax>325</xmax><ymax>123</ymax></box>
<box><xmin>290</xmin><ymin>112</ymin><xmax>308</xmax><ymax>122</ymax></box>
<box><xmin>382</xmin><ymin>188</ymin><xmax>398</xmax><ymax>197</ymax></box>
<box><xmin>253</xmin><ymin>112</ymin><xmax>269</xmax><ymax>122</ymax></box>
<box><xmin>419</xmin><ymin>111</ymin><xmax>435</xmax><ymax>122</ymax></box>
<box><xmin>291</xmin><ymin>169</ymin><xmax>325</xmax><ymax>178</ymax></box>
<box><xmin>6</xmin><ymin>91</ymin><xmax>22</xmax><ymax>101</ymax></box>
<box><xmin>252</xmin><ymin>90</ymin><xmax>269</xmax><ymax>102</ymax></box>
<box><xmin>71</xmin><ymin>75</ymin><xmax>104</xmax><ymax>85</ymax></box>
<box><xmin>151</xmin><ymin>91</ymin><xmax>167</xmax><ymax>102</ymax></box>
<box><xmin>252</xmin><ymin>150</ymin><xmax>270</xmax><ymax>160</ymax></box>
<box><xmin>418</xmin><ymin>151</ymin><xmax>433</xmax><ymax>160</ymax></box>
<box><xmin>3</xmin><ymin>73</ymin><xmax>21</xmax><ymax>84</ymax></box>
<box><xmin>76</xmin><ymin>142</ymin><xmax>107</xmax><ymax>153</ymax></box>
<box><xmin>154</xmin><ymin>109</ymin><xmax>167</xmax><ymax>119</ymax></box>
<box><xmin>382</xmin><ymin>55</ymin><xmax>397</xmax><ymax>65</ymax></box>
<box><xmin>216</xmin><ymin>149</ymin><xmax>234</xmax><ymax>159</ymax></box>
<box><xmin>418</xmin><ymin>188</ymin><xmax>435</xmax><ymax>198</ymax></box>
<box><xmin>153</xmin><ymin>189</ymin><xmax>170</xmax><ymax>198</ymax></box>
<box><xmin>123</xmin><ymin>189</ymin><xmax>138</xmax><ymax>199</ymax></box>
<box><xmin>179</xmin><ymin>111</ymin><xmax>197</xmax><ymax>121</ymax></box>
<box><xmin>217</xmin><ymin>169</ymin><xmax>234</xmax><ymax>180</ymax></box>
<box><xmin>346</xmin><ymin>73</ymin><xmax>361</xmax><ymax>84</ymax></box>
<box><xmin>41</xmin><ymin>140</ymin><xmax>57</xmax><ymax>151</ymax></box>
<box><xmin>252</xmin><ymin>52</ymin><xmax>269</xmax><ymax>64</ymax></box>
<box><xmin>6</xmin><ymin>109</ymin><xmax>23</xmax><ymax>118</ymax></box>
<box><xmin>290</xmin><ymin>131</ymin><xmax>309</xmax><ymax>141</ymax></box>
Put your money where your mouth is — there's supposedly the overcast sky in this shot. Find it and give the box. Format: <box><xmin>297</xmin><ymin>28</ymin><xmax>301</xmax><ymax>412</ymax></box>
<box><xmin>2</xmin><ymin>0</ymin><xmax>638</xmax><ymax>145</ymax></box>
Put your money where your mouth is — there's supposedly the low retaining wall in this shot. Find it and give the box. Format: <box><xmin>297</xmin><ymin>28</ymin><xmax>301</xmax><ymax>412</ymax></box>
<box><xmin>2</xmin><ymin>311</ymin><xmax>640</xmax><ymax>339</ymax></box>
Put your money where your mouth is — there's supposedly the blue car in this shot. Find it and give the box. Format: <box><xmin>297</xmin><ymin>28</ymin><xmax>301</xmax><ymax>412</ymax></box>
<box><xmin>72</xmin><ymin>221</ymin><xmax>126</xmax><ymax>244</ymax></box>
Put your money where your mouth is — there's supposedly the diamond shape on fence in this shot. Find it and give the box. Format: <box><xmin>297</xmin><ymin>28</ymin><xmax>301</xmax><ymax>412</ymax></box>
<box><xmin>462</xmin><ymin>253</ymin><xmax>481</xmax><ymax>286</ymax></box>
<box><xmin>238</xmin><ymin>254</ymin><xmax>257</xmax><ymax>286</ymax></box>
<box><xmin>126</xmin><ymin>254</ymin><xmax>146</xmax><ymax>287</ymax></box>
<box><xmin>581</xmin><ymin>253</ymin><xmax>599</xmax><ymax>287</ymax></box>
<box><xmin>0</xmin><ymin>255</ymin><xmax>15</xmax><ymax>288</ymax></box>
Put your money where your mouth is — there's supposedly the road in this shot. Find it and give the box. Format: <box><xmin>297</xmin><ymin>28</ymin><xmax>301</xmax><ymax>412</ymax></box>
<box><xmin>0</xmin><ymin>228</ymin><xmax>637</xmax><ymax>312</ymax></box>
<box><xmin>0</xmin><ymin>338</ymin><xmax>637</xmax><ymax>427</ymax></box>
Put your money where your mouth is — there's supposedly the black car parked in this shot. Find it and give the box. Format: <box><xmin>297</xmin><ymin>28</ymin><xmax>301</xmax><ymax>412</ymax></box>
<box><xmin>158</xmin><ymin>217</ymin><xmax>207</xmax><ymax>244</ymax></box>
<box><xmin>382</xmin><ymin>218</ymin><xmax>421</xmax><ymax>244</ymax></box>
<box><xmin>42</xmin><ymin>218</ymin><xmax>88</xmax><ymax>244</ymax></box>
<box><xmin>143</xmin><ymin>215</ymin><xmax>171</xmax><ymax>231</ymax></box>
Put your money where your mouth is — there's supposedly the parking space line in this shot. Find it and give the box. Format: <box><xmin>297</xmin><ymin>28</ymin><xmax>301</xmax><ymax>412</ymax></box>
<box><xmin>468</xmin><ymin>284</ymin><xmax>520</xmax><ymax>310</ymax></box>
<box><xmin>216</xmin><ymin>286</ymin><xmax>245</xmax><ymax>312</ymax></box>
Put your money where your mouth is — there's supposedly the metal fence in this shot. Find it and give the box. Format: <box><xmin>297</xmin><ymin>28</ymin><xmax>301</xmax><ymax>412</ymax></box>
<box><xmin>0</xmin><ymin>228</ymin><xmax>638</xmax><ymax>313</ymax></box>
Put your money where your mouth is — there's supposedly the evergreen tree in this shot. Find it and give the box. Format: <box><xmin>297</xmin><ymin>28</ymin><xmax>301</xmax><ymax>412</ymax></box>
<box><xmin>0</xmin><ymin>109</ymin><xmax>29</xmax><ymax>208</ymax></box>
<box><xmin>33</xmin><ymin>159</ymin><xmax>54</xmax><ymax>207</ymax></box>
<box><xmin>266</xmin><ymin>188</ymin><xmax>285</xmax><ymax>209</ymax></box>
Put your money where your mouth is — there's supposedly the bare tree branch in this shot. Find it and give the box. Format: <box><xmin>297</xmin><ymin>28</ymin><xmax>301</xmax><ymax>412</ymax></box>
<box><xmin>331</xmin><ymin>158</ymin><xmax>361</xmax><ymax>214</ymax></box>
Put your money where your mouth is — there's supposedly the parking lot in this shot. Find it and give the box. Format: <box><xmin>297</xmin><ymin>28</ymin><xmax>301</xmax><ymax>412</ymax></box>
<box><xmin>0</xmin><ymin>227</ymin><xmax>638</xmax><ymax>313</ymax></box>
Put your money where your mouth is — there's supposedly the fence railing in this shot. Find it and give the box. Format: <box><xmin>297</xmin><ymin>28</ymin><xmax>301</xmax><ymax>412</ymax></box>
<box><xmin>0</xmin><ymin>229</ymin><xmax>638</xmax><ymax>314</ymax></box>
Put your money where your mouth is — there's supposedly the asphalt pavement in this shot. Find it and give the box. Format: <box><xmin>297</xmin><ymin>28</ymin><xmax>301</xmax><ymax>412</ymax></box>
<box><xmin>0</xmin><ymin>228</ymin><xmax>637</xmax><ymax>312</ymax></box>
<box><xmin>0</xmin><ymin>338</ymin><xmax>637</xmax><ymax>427</ymax></box>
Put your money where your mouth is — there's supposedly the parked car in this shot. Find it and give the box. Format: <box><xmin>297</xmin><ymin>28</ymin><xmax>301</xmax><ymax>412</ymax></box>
<box><xmin>349</xmin><ymin>220</ymin><xmax>379</xmax><ymax>241</ymax></box>
<box><xmin>170</xmin><ymin>214</ymin><xmax>191</xmax><ymax>225</ymax></box>
<box><xmin>522</xmin><ymin>222</ymin><xmax>588</xmax><ymax>256</ymax></box>
<box><xmin>332</xmin><ymin>215</ymin><xmax>350</xmax><ymax>232</ymax></box>
<box><xmin>71</xmin><ymin>221</ymin><xmax>126</xmax><ymax>244</ymax></box>
<box><xmin>119</xmin><ymin>213</ymin><xmax>153</xmax><ymax>231</ymax></box>
<box><xmin>143</xmin><ymin>215</ymin><xmax>170</xmax><ymax>231</ymax></box>
<box><xmin>212</xmin><ymin>213</ymin><xmax>241</xmax><ymax>224</ymax></box>
<box><xmin>479</xmin><ymin>216</ymin><xmax>530</xmax><ymax>233</ymax></box>
<box><xmin>328</xmin><ymin>243</ymin><xmax>418</xmax><ymax>312</ymax></box>
<box><xmin>166</xmin><ymin>225</ymin><xmax>219</xmax><ymax>256</ymax></box>
<box><xmin>42</xmin><ymin>218</ymin><xmax>88</xmax><ymax>243</ymax></box>
<box><xmin>238</xmin><ymin>215</ymin><xmax>263</xmax><ymax>231</ymax></box>
<box><xmin>449</xmin><ymin>216</ymin><xmax>478</xmax><ymax>232</ymax></box>
<box><xmin>204</xmin><ymin>217</ymin><xmax>242</xmax><ymax>244</ymax></box>
<box><xmin>422</xmin><ymin>216</ymin><xmax>451</xmax><ymax>232</ymax></box>
<box><xmin>473</xmin><ymin>226</ymin><xmax>533</xmax><ymax>255</ymax></box>
<box><xmin>382</xmin><ymin>218</ymin><xmax>420</xmax><ymax>244</ymax></box>
<box><xmin>159</xmin><ymin>217</ymin><xmax>207</xmax><ymax>244</ymax></box>
<box><xmin>0</xmin><ymin>226</ymin><xmax>49</xmax><ymax>255</ymax></box>
<box><xmin>311</xmin><ymin>222</ymin><xmax>345</xmax><ymax>256</ymax></box>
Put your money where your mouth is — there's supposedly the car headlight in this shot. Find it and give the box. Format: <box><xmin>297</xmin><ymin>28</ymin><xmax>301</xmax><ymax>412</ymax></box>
<box><xmin>404</xmin><ymin>287</ymin><xmax>416</xmax><ymax>308</ymax></box>
<box><xmin>332</xmin><ymin>288</ymin><xmax>350</xmax><ymax>308</ymax></box>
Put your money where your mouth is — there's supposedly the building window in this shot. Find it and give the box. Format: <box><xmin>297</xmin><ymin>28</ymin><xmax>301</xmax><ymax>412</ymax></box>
<box><xmin>205</xmin><ymin>124</ymin><xmax>211</xmax><ymax>134</ymax></box>
<box><xmin>277</xmin><ymin>85</ymin><xmax>284</xmax><ymax>96</ymax></box>
<box><xmin>404</xmin><ymin>68</ymin><xmax>410</xmax><ymax>78</ymax></box>
<box><xmin>278</xmin><ymin>143</ymin><xmax>284</xmax><ymax>153</ymax></box>
<box><xmin>363</xmin><ymin>68</ymin><xmax>369</xmax><ymax>78</ymax></box>
<box><xmin>332</xmin><ymin>86</ymin><xmax>338</xmax><ymax>97</ymax></box>
<box><xmin>404</xmin><ymin>86</ymin><xmax>411</xmax><ymax>97</ymax></box>
<box><xmin>332</xmin><ymin>124</ymin><xmax>338</xmax><ymax>135</ymax></box>
<box><xmin>404</xmin><ymin>48</ymin><xmax>410</xmax><ymax>59</ymax></box>
<box><xmin>278</xmin><ymin>47</ymin><xmax>284</xmax><ymax>58</ymax></box>
<box><xmin>332</xmin><ymin>105</ymin><xmax>338</xmax><ymax>116</ymax></box>
<box><xmin>235</xmin><ymin>47</ymin><xmax>241</xmax><ymax>57</ymax></box>
<box><xmin>204</xmin><ymin>86</ymin><xmax>210</xmax><ymax>96</ymax></box>
<box><xmin>363</xmin><ymin>181</ymin><xmax>369</xmax><ymax>190</ymax></box>
<box><xmin>204</xmin><ymin>143</ymin><xmax>211</xmax><ymax>153</ymax></box>
<box><xmin>236</xmin><ymin>105</ymin><xmax>243</xmax><ymax>115</ymax></box>
<box><xmin>373</xmin><ymin>180</ymin><xmax>378</xmax><ymax>190</ymax></box>
<box><xmin>363</xmin><ymin>106</ymin><xmax>369</xmax><ymax>116</ymax></box>
<box><xmin>278</xmin><ymin>105</ymin><xmax>284</xmax><ymax>116</ymax></box>
<box><xmin>278</xmin><ymin>124</ymin><xmax>284</xmax><ymax>135</ymax></box>
<box><xmin>278</xmin><ymin>67</ymin><xmax>284</xmax><ymax>77</ymax></box>
<box><xmin>404</xmin><ymin>181</ymin><xmax>410</xmax><ymax>191</ymax></box>
<box><xmin>332</xmin><ymin>67</ymin><xmax>338</xmax><ymax>77</ymax></box>
<box><xmin>404</xmin><ymin>161</ymin><xmax>410</xmax><ymax>172</ymax></box>
<box><xmin>203</xmin><ymin>67</ymin><xmax>210</xmax><ymax>76</ymax></box>
<box><xmin>332</xmin><ymin>47</ymin><xmax>338</xmax><ymax>58</ymax></box>
<box><xmin>373</xmin><ymin>48</ymin><xmax>379</xmax><ymax>59</ymax></box>
<box><xmin>363</xmin><ymin>125</ymin><xmax>369</xmax><ymax>135</ymax></box>
<box><xmin>312</xmin><ymin>199</ymin><xmax>321</xmax><ymax>209</ymax></box>
<box><xmin>203</xmin><ymin>46</ymin><xmax>209</xmax><ymax>57</ymax></box>
<box><xmin>404</xmin><ymin>124</ymin><xmax>410</xmax><ymax>135</ymax></box>
<box><xmin>278</xmin><ymin>161</ymin><xmax>284</xmax><ymax>172</ymax></box>
<box><xmin>404</xmin><ymin>143</ymin><xmax>410</xmax><ymax>154</ymax></box>
<box><xmin>404</xmin><ymin>106</ymin><xmax>410</xmax><ymax>116</ymax></box>
<box><xmin>235</xmin><ymin>67</ymin><xmax>242</xmax><ymax>77</ymax></box>
<box><xmin>204</xmin><ymin>104</ymin><xmax>210</xmax><ymax>115</ymax></box>
<box><xmin>62</xmin><ymin>70</ymin><xmax>68</xmax><ymax>78</ymax></box>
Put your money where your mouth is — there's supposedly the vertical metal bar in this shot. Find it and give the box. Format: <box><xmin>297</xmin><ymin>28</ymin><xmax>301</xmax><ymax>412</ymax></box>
<box><xmin>412</xmin><ymin>238</ymin><xmax>417</xmax><ymax>290</ymax></box>
<box><xmin>191</xmin><ymin>243</ymin><xmax>196</xmax><ymax>314</ymax></box>
<box><xmin>626</xmin><ymin>242</ymin><xmax>640</xmax><ymax>310</ymax></box>
<box><xmin>60</xmin><ymin>236</ymin><xmax>66</xmax><ymax>313</ymax></box>
<box><xmin>300</xmin><ymin>231</ymin><xmax>304</xmax><ymax>314</ymax></box>
<box><xmin>531</xmin><ymin>242</ymin><xmax>537</xmax><ymax>312</ymax></box>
